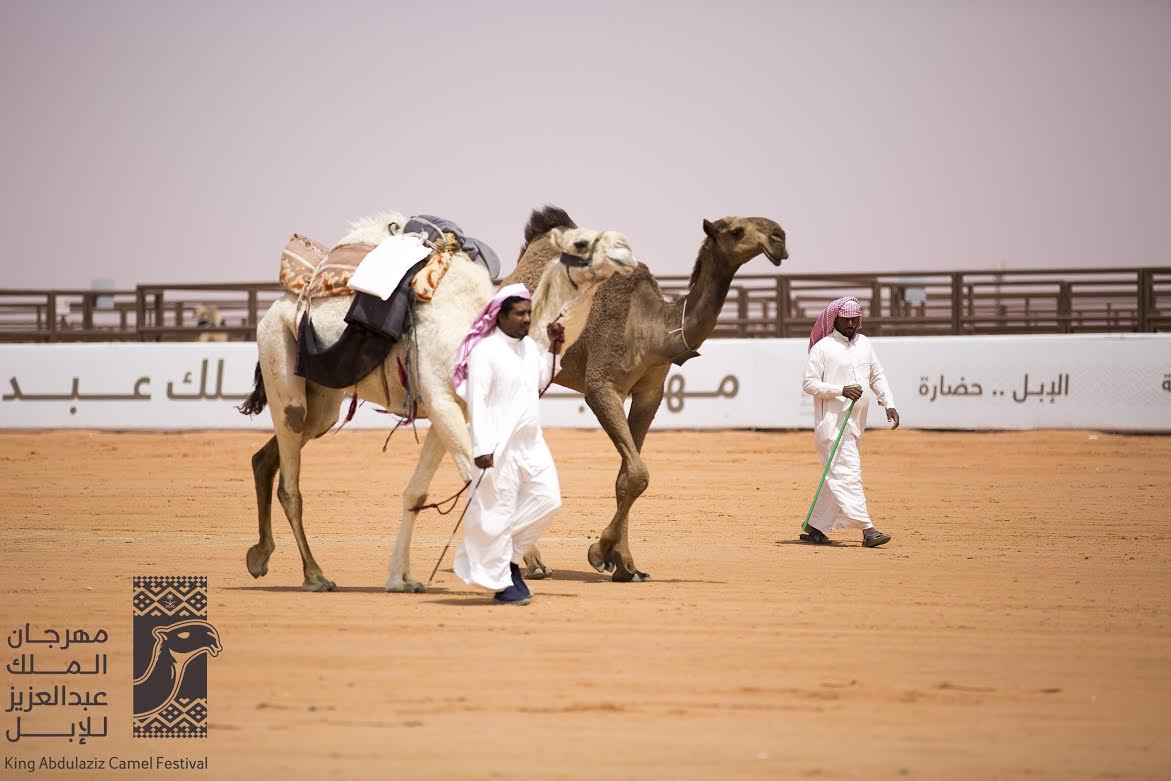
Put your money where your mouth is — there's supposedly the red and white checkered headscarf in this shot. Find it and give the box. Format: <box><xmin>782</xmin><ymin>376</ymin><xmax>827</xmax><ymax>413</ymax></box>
<box><xmin>808</xmin><ymin>296</ymin><xmax>863</xmax><ymax>351</ymax></box>
<box><xmin>452</xmin><ymin>283</ymin><xmax>531</xmax><ymax>398</ymax></box>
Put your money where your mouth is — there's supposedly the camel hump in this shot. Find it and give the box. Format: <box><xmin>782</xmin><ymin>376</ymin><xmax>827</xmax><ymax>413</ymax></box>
<box><xmin>608</xmin><ymin>262</ymin><xmax>662</xmax><ymax>297</ymax></box>
<box><xmin>523</xmin><ymin>205</ymin><xmax>577</xmax><ymax>246</ymax></box>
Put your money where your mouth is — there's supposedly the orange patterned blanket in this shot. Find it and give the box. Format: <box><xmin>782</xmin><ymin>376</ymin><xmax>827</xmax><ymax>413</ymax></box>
<box><xmin>279</xmin><ymin>234</ymin><xmax>453</xmax><ymax>302</ymax></box>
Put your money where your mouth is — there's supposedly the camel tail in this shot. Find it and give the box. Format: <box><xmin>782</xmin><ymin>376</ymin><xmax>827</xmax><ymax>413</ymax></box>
<box><xmin>236</xmin><ymin>362</ymin><xmax>267</xmax><ymax>416</ymax></box>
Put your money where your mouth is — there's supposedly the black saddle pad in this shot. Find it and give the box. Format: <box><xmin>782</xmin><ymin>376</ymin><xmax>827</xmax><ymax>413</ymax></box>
<box><xmin>295</xmin><ymin>313</ymin><xmax>394</xmax><ymax>390</ymax></box>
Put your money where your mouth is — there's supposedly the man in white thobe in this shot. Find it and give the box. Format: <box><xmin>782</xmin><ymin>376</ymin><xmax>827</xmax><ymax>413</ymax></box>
<box><xmin>452</xmin><ymin>286</ymin><xmax>563</xmax><ymax>604</ymax></box>
<box><xmin>801</xmin><ymin>296</ymin><xmax>899</xmax><ymax>547</ymax></box>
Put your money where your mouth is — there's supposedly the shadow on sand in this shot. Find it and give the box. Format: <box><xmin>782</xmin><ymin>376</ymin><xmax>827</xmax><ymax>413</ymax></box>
<box><xmin>529</xmin><ymin>568</ymin><xmax>728</xmax><ymax>585</ymax></box>
<box><xmin>223</xmin><ymin>568</ymin><xmax>728</xmax><ymax>594</ymax></box>
<box><xmin>223</xmin><ymin>585</ymin><xmax>387</xmax><ymax>594</ymax></box>
<box><xmin>774</xmin><ymin>539</ymin><xmax>864</xmax><ymax>548</ymax></box>
<box><xmin>425</xmin><ymin>592</ymin><xmax>580</xmax><ymax>607</ymax></box>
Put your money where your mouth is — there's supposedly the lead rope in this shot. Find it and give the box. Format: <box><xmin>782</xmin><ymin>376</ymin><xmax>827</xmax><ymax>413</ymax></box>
<box><xmin>540</xmin><ymin>319</ymin><xmax>564</xmax><ymax>398</ymax></box>
<box><xmin>427</xmin><ymin>469</ymin><xmax>487</xmax><ymax>585</ymax></box>
<box><xmin>411</xmin><ymin>478</ymin><xmax>472</xmax><ymax>515</ymax></box>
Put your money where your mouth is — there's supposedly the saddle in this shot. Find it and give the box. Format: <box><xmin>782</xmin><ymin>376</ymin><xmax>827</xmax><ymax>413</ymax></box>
<box><xmin>281</xmin><ymin>220</ymin><xmax>488</xmax><ymax>393</ymax></box>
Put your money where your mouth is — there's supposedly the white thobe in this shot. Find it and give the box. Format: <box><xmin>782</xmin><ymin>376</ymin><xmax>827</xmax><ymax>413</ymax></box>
<box><xmin>801</xmin><ymin>331</ymin><xmax>895</xmax><ymax>533</ymax></box>
<box><xmin>453</xmin><ymin>329</ymin><xmax>562</xmax><ymax>591</ymax></box>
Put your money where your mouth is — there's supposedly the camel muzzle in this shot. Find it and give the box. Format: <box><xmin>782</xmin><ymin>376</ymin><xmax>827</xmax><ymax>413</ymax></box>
<box><xmin>763</xmin><ymin>246</ymin><xmax>787</xmax><ymax>265</ymax></box>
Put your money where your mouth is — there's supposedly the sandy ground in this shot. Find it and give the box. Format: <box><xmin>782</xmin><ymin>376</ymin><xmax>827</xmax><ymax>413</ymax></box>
<box><xmin>1</xmin><ymin>428</ymin><xmax>1170</xmax><ymax>780</ymax></box>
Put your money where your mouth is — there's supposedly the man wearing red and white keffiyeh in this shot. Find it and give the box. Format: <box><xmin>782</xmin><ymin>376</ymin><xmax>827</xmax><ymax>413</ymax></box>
<box><xmin>451</xmin><ymin>284</ymin><xmax>565</xmax><ymax>605</ymax></box>
<box><xmin>800</xmin><ymin>296</ymin><xmax>899</xmax><ymax>548</ymax></box>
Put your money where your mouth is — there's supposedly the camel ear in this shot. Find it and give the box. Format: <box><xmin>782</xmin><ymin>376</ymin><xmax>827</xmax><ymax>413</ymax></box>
<box><xmin>703</xmin><ymin>219</ymin><xmax>719</xmax><ymax>239</ymax></box>
<box><xmin>547</xmin><ymin>227</ymin><xmax>565</xmax><ymax>250</ymax></box>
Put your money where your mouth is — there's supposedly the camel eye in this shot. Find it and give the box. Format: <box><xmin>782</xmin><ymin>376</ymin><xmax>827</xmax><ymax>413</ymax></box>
<box><xmin>177</xmin><ymin>631</ymin><xmax>191</xmax><ymax>639</ymax></box>
<box><xmin>574</xmin><ymin>239</ymin><xmax>589</xmax><ymax>251</ymax></box>
<box><xmin>730</xmin><ymin>227</ymin><xmax>745</xmax><ymax>240</ymax></box>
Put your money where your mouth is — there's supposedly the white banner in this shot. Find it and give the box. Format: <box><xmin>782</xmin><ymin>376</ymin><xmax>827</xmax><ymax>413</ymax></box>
<box><xmin>2</xmin><ymin>335</ymin><xmax>1169</xmax><ymax>431</ymax></box>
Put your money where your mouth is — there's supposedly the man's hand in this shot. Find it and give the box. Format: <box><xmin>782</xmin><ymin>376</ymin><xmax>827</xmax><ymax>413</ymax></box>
<box><xmin>842</xmin><ymin>384</ymin><xmax>863</xmax><ymax>401</ymax></box>
<box><xmin>887</xmin><ymin>408</ymin><xmax>900</xmax><ymax>429</ymax></box>
<box><xmin>547</xmin><ymin>321</ymin><xmax>565</xmax><ymax>354</ymax></box>
<box><xmin>474</xmin><ymin>454</ymin><xmax>494</xmax><ymax>469</ymax></box>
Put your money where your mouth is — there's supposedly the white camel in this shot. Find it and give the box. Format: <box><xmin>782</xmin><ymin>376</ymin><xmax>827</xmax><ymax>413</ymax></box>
<box><xmin>240</xmin><ymin>208</ymin><xmax>637</xmax><ymax>592</ymax></box>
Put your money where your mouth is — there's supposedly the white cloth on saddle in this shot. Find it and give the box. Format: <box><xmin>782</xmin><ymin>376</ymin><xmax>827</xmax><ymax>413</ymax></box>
<box><xmin>453</xmin><ymin>328</ymin><xmax>561</xmax><ymax>591</ymax></box>
<box><xmin>347</xmin><ymin>234</ymin><xmax>434</xmax><ymax>301</ymax></box>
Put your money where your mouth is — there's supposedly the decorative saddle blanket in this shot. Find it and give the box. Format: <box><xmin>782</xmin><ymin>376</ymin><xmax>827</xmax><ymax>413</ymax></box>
<box><xmin>280</xmin><ymin>236</ymin><xmax>454</xmax><ymax>303</ymax></box>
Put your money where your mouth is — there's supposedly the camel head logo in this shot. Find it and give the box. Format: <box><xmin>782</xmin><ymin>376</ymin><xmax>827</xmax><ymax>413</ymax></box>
<box><xmin>133</xmin><ymin>619</ymin><xmax>222</xmax><ymax>719</ymax></box>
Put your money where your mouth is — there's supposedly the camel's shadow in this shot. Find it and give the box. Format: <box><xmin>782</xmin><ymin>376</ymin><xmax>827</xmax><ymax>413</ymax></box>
<box><xmin>223</xmin><ymin>568</ymin><xmax>727</xmax><ymax>594</ymax></box>
<box><xmin>223</xmin><ymin>585</ymin><xmax>387</xmax><ymax>594</ymax></box>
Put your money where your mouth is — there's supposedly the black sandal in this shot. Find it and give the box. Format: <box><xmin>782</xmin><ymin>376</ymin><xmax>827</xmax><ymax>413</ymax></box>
<box><xmin>799</xmin><ymin>527</ymin><xmax>831</xmax><ymax>545</ymax></box>
<box><xmin>863</xmin><ymin>529</ymin><xmax>892</xmax><ymax>548</ymax></box>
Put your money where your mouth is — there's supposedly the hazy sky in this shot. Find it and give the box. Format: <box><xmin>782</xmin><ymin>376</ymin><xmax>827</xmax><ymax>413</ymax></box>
<box><xmin>2</xmin><ymin>0</ymin><xmax>1168</xmax><ymax>289</ymax></box>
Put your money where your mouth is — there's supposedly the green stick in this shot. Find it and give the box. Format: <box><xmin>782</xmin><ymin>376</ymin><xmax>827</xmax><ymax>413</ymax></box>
<box><xmin>801</xmin><ymin>396</ymin><xmax>857</xmax><ymax>532</ymax></box>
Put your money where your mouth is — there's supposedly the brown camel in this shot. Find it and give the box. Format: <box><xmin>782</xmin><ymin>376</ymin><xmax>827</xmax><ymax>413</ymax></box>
<box><xmin>502</xmin><ymin>209</ymin><xmax>787</xmax><ymax>581</ymax></box>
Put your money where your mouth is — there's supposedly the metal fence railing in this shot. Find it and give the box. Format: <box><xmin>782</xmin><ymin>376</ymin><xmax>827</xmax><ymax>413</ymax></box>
<box><xmin>1</xmin><ymin>268</ymin><xmax>1167</xmax><ymax>342</ymax></box>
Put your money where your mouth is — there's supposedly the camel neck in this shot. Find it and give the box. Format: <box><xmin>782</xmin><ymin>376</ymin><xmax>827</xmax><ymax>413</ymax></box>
<box><xmin>680</xmin><ymin>243</ymin><xmax>735</xmax><ymax>348</ymax></box>
<box><xmin>531</xmin><ymin>257</ymin><xmax>591</xmax><ymax>353</ymax></box>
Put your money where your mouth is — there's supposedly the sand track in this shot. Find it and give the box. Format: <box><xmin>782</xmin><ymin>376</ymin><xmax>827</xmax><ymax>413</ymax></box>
<box><xmin>1</xmin><ymin>429</ymin><xmax>1169</xmax><ymax>780</ymax></box>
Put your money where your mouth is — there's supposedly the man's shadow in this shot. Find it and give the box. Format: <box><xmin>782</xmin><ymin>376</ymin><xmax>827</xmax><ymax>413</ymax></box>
<box><xmin>774</xmin><ymin>539</ymin><xmax>861</xmax><ymax>547</ymax></box>
<box><xmin>541</xmin><ymin>568</ymin><xmax>727</xmax><ymax>584</ymax></box>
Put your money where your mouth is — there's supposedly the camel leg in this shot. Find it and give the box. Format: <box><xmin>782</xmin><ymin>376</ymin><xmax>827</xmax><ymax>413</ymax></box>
<box><xmin>275</xmin><ymin>440</ymin><xmax>335</xmax><ymax>591</ymax></box>
<box><xmin>385</xmin><ymin>395</ymin><xmax>474</xmax><ymax>593</ymax></box>
<box><xmin>263</xmin><ymin>366</ymin><xmax>338</xmax><ymax>592</ymax></box>
<box><xmin>604</xmin><ymin>372</ymin><xmax>666</xmax><ymax>581</ymax></box>
<box><xmin>584</xmin><ymin>379</ymin><xmax>660</xmax><ymax>582</ymax></box>
<box><xmin>384</xmin><ymin>429</ymin><xmax>446</xmax><ymax>593</ymax></box>
<box><xmin>246</xmin><ymin>435</ymin><xmax>280</xmax><ymax>578</ymax></box>
<box><xmin>250</xmin><ymin>312</ymin><xmax>335</xmax><ymax>590</ymax></box>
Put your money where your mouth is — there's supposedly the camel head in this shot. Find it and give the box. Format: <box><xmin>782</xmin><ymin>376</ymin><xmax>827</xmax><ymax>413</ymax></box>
<box><xmin>547</xmin><ymin>225</ymin><xmax>638</xmax><ymax>286</ymax></box>
<box><xmin>520</xmin><ymin>207</ymin><xmax>638</xmax><ymax>354</ymax></box>
<box><xmin>194</xmin><ymin>305</ymin><xmax>223</xmax><ymax>328</ymax></box>
<box><xmin>150</xmin><ymin>619</ymin><xmax>222</xmax><ymax>665</ymax></box>
<box><xmin>519</xmin><ymin>205</ymin><xmax>638</xmax><ymax>288</ymax></box>
<box><xmin>701</xmin><ymin>217</ymin><xmax>788</xmax><ymax>274</ymax></box>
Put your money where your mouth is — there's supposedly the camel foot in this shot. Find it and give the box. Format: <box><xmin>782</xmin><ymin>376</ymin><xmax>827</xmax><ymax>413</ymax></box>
<box><xmin>587</xmin><ymin>542</ymin><xmax>612</xmax><ymax>574</ymax></box>
<box><xmin>607</xmin><ymin>551</ymin><xmax>650</xmax><ymax>583</ymax></box>
<box><xmin>523</xmin><ymin>550</ymin><xmax>553</xmax><ymax>580</ymax></box>
<box><xmin>384</xmin><ymin>577</ymin><xmax>427</xmax><ymax>594</ymax></box>
<box><xmin>302</xmin><ymin>573</ymin><xmax>337</xmax><ymax>592</ymax></box>
<box><xmin>246</xmin><ymin>543</ymin><xmax>273</xmax><ymax>579</ymax></box>
<box><xmin>611</xmin><ymin>566</ymin><xmax>651</xmax><ymax>583</ymax></box>
<box><xmin>588</xmin><ymin>543</ymin><xmax>648</xmax><ymax>581</ymax></box>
